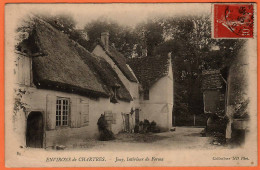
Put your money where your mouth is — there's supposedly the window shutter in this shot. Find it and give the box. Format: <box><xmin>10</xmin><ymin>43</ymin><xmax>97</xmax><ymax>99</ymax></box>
<box><xmin>70</xmin><ymin>97</ymin><xmax>79</xmax><ymax>128</ymax></box>
<box><xmin>24</xmin><ymin>56</ymin><xmax>31</xmax><ymax>86</ymax></box>
<box><xmin>76</xmin><ymin>98</ymin><xmax>82</xmax><ymax>128</ymax></box>
<box><xmin>18</xmin><ymin>55</ymin><xmax>25</xmax><ymax>85</ymax></box>
<box><xmin>112</xmin><ymin>113</ymin><xmax>116</xmax><ymax>124</ymax></box>
<box><xmin>46</xmin><ymin>94</ymin><xmax>56</xmax><ymax>130</ymax></box>
<box><xmin>81</xmin><ymin>101</ymin><xmax>89</xmax><ymax>127</ymax></box>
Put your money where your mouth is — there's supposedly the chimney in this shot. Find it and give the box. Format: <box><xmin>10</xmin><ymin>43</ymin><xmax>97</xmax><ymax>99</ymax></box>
<box><xmin>101</xmin><ymin>32</ymin><xmax>109</xmax><ymax>50</ymax></box>
<box><xmin>168</xmin><ymin>52</ymin><xmax>172</xmax><ymax>58</ymax></box>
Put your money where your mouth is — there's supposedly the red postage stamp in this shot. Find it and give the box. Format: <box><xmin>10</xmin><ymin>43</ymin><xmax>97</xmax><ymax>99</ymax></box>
<box><xmin>213</xmin><ymin>4</ymin><xmax>254</xmax><ymax>38</ymax></box>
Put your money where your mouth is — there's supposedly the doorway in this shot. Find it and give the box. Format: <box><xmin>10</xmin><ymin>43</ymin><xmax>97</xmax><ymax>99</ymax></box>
<box><xmin>125</xmin><ymin>114</ymin><xmax>130</xmax><ymax>132</ymax></box>
<box><xmin>135</xmin><ymin>109</ymin><xmax>139</xmax><ymax>125</ymax></box>
<box><xmin>26</xmin><ymin>112</ymin><xmax>43</xmax><ymax>148</ymax></box>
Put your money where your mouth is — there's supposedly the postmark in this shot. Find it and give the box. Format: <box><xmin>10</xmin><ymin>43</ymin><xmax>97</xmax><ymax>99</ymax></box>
<box><xmin>213</xmin><ymin>4</ymin><xmax>254</xmax><ymax>38</ymax></box>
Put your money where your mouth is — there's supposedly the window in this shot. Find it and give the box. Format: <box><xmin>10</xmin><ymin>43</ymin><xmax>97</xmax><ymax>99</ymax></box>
<box><xmin>56</xmin><ymin>97</ymin><xmax>70</xmax><ymax>126</ymax></box>
<box><xmin>143</xmin><ymin>89</ymin><xmax>149</xmax><ymax>100</ymax></box>
<box><xmin>110</xmin><ymin>86</ymin><xmax>119</xmax><ymax>103</ymax></box>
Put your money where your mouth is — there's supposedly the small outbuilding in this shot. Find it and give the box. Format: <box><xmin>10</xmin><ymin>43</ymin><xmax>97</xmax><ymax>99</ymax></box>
<box><xmin>128</xmin><ymin>54</ymin><xmax>174</xmax><ymax>131</ymax></box>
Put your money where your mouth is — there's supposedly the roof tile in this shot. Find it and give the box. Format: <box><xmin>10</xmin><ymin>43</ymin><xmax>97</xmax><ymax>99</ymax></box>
<box><xmin>128</xmin><ymin>55</ymin><xmax>170</xmax><ymax>89</ymax></box>
<box><xmin>202</xmin><ymin>70</ymin><xmax>224</xmax><ymax>90</ymax></box>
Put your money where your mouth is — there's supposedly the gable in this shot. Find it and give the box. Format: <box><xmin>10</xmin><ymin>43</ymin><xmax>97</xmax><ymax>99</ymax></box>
<box><xmin>128</xmin><ymin>55</ymin><xmax>170</xmax><ymax>89</ymax></box>
<box><xmin>93</xmin><ymin>42</ymin><xmax>138</xmax><ymax>83</ymax></box>
<box><xmin>80</xmin><ymin>52</ymin><xmax>133</xmax><ymax>102</ymax></box>
<box><xmin>202</xmin><ymin>70</ymin><xmax>225</xmax><ymax>90</ymax></box>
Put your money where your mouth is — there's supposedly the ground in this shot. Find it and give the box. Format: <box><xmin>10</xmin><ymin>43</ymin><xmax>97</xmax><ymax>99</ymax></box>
<box><xmin>10</xmin><ymin>127</ymin><xmax>234</xmax><ymax>167</ymax></box>
<box><xmin>61</xmin><ymin>127</ymin><xmax>228</xmax><ymax>151</ymax></box>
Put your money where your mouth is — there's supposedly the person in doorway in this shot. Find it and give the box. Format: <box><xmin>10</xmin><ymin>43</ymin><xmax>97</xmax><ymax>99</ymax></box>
<box><xmin>97</xmin><ymin>114</ymin><xmax>115</xmax><ymax>141</ymax></box>
<box><xmin>97</xmin><ymin>114</ymin><xmax>107</xmax><ymax>132</ymax></box>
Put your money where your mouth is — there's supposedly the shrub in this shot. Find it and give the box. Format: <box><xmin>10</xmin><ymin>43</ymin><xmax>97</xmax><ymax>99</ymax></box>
<box><xmin>206</xmin><ymin>113</ymin><xmax>229</xmax><ymax>135</ymax></box>
<box><xmin>153</xmin><ymin>127</ymin><xmax>161</xmax><ymax>133</ymax></box>
<box><xmin>143</xmin><ymin>119</ymin><xmax>150</xmax><ymax>132</ymax></box>
<box><xmin>143</xmin><ymin>119</ymin><xmax>150</xmax><ymax>125</ymax></box>
<box><xmin>151</xmin><ymin>121</ymin><xmax>156</xmax><ymax>126</ymax></box>
<box><xmin>150</xmin><ymin>121</ymin><xmax>157</xmax><ymax>132</ymax></box>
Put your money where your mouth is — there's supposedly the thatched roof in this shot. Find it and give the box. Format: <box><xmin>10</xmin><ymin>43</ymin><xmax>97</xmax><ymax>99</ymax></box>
<box><xmin>95</xmin><ymin>41</ymin><xmax>138</xmax><ymax>83</ymax></box>
<box><xmin>127</xmin><ymin>55</ymin><xmax>170</xmax><ymax>89</ymax></box>
<box><xmin>19</xmin><ymin>18</ymin><xmax>132</xmax><ymax>101</ymax></box>
<box><xmin>79</xmin><ymin>51</ymin><xmax>133</xmax><ymax>102</ymax></box>
<box><xmin>202</xmin><ymin>70</ymin><xmax>225</xmax><ymax>90</ymax></box>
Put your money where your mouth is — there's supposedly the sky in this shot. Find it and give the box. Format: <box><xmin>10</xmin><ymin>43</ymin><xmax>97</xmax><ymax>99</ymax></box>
<box><xmin>7</xmin><ymin>3</ymin><xmax>211</xmax><ymax>29</ymax></box>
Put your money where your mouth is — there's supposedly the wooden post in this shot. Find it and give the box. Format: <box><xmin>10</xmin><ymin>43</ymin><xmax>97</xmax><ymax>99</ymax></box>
<box><xmin>194</xmin><ymin>114</ymin><xmax>196</xmax><ymax>126</ymax></box>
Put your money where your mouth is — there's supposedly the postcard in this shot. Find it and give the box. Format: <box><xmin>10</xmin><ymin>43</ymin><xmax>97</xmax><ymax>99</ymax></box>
<box><xmin>4</xmin><ymin>3</ymin><xmax>258</xmax><ymax>167</ymax></box>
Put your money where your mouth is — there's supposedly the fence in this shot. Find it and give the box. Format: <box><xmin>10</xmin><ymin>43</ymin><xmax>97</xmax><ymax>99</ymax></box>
<box><xmin>173</xmin><ymin>114</ymin><xmax>207</xmax><ymax>127</ymax></box>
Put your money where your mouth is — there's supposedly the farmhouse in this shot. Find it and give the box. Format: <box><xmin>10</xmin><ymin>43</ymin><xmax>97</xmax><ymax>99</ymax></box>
<box><xmin>13</xmin><ymin>18</ymin><xmax>173</xmax><ymax>149</ymax></box>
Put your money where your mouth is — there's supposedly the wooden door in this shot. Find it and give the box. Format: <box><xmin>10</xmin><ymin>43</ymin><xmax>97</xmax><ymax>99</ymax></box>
<box><xmin>26</xmin><ymin>112</ymin><xmax>43</xmax><ymax>148</ymax></box>
<box><xmin>125</xmin><ymin>114</ymin><xmax>130</xmax><ymax>132</ymax></box>
<box><xmin>135</xmin><ymin>109</ymin><xmax>139</xmax><ymax>125</ymax></box>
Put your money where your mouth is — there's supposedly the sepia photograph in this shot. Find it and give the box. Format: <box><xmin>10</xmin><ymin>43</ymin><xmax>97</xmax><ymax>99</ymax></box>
<box><xmin>4</xmin><ymin>3</ymin><xmax>258</xmax><ymax>167</ymax></box>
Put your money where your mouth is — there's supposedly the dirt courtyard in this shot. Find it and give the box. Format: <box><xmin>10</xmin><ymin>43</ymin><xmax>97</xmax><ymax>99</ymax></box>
<box><xmin>63</xmin><ymin>127</ymin><xmax>228</xmax><ymax>151</ymax></box>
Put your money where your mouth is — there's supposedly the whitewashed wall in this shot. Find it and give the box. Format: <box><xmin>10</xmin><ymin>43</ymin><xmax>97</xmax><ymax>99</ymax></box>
<box><xmin>14</xmin><ymin>53</ymin><xmax>135</xmax><ymax>148</ymax></box>
<box><xmin>139</xmin><ymin>59</ymin><xmax>173</xmax><ymax>130</ymax></box>
<box><xmin>93</xmin><ymin>45</ymin><xmax>140</xmax><ymax>100</ymax></box>
<box><xmin>14</xmin><ymin>86</ymin><xmax>135</xmax><ymax>148</ymax></box>
<box><xmin>92</xmin><ymin>45</ymin><xmax>140</xmax><ymax>118</ymax></box>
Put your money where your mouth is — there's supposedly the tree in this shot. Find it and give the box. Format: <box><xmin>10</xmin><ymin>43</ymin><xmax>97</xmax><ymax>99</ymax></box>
<box><xmin>37</xmin><ymin>14</ymin><xmax>91</xmax><ymax>51</ymax></box>
<box><xmin>141</xmin><ymin>15</ymin><xmax>243</xmax><ymax>125</ymax></box>
<box><xmin>84</xmin><ymin>18</ymin><xmax>139</xmax><ymax>58</ymax></box>
<box><xmin>134</xmin><ymin>19</ymin><xmax>164</xmax><ymax>56</ymax></box>
<box><xmin>39</xmin><ymin>13</ymin><xmax>76</xmax><ymax>34</ymax></box>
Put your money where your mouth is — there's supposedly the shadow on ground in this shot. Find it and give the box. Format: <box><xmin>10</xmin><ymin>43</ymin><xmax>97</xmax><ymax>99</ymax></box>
<box><xmin>114</xmin><ymin>132</ymin><xmax>170</xmax><ymax>143</ymax></box>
